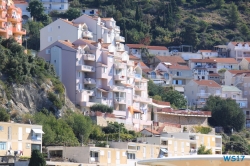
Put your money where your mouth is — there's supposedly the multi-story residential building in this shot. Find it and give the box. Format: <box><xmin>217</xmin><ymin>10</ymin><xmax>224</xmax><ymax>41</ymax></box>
<box><xmin>239</xmin><ymin>57</ymin><xmax>250</xmax><ymax>70</ymax></box>
<box><xmin>221</xmin><ymin>85</ymin><xmax>248</xmax><ymax>108</ymax></box>
<box><xmin>0</xmin><ymin>122</ymin><xmax>43</xmax><ymax>161</ymax></box>
<box><xmin>125</xmin><ymin>44</ymin><xmax>169</xmax><ymax>59</ymax></box>
<box><xmin>40</xmin><ymin>18</ymin><xmax>94</xmax><ymax>50</ymax></box>
<box><xmin>197</xmin><ymin>50</ymin><xmax>218</xmax><ymax>58</ymax></box>
<box><xmin>212</xmin><ymin>58</ymin><xmax>239</xmax><ymax>71</ymax></box>
<box><xmin>149</xmin><ymin>55</ymin><xmax>186</xmax><ymax>69</ymax></box>
<box><xmin>147</xmin><ymin>62</ymin><xmax>192</xmax><ymax>93</ymax></box>
<box><xmin>0</xmin><ymin>0</ymin><xmax>26</xmax><ymax>44</ymax></box>
<box><xmin>137</xmin><ymin>133</ymin><xmax>222</xmax><ymax>155</ymax></box>
<box><xmin>153</xmin><ymin>108</ymin><xmax>212</xmax><ymax>133</ymax></box>
<box><xmin>189</xmin><ymin>58</ymin><xmax>238</xmax><ymax>83</ymax></box>
<box><xmin>13</xmin><ymin>0</ymin><xmax>30</xmax><ymax>23</ymax></box>
<box><xmin>82</xmin><ymin>8</ymin><xmax>99</xmax><ymax>16</ymax></box>
<box><xmin>184</xmin><ymin>80</ymin><xmax>222</xmax><ymax>108</ymax></box>
<box><xmin>228</xmin><ymin>42</ymin><xmax>250</xmax><ymax>62</ymax></box>
<box><xmin>224</xmin><ymin>70</ymin><xmax>250</xmax><ymax>127</ymax></box>
<box><xmin>42</xmin><ymin>0</ymin><xmax>69</xmax><ymax>14</ymax></box>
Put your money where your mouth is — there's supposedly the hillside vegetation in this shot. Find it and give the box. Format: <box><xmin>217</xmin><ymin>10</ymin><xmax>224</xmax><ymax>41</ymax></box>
<box><xmin>70</xmin><ymin>0</ymin><xmax>250</xmax><ymax>50</ymax></box>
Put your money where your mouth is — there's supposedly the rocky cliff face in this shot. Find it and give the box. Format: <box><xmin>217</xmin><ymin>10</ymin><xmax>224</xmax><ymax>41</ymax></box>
<box><xmin>0</xmin><ymin>79</ymin><xmax>78</xmax><ymax>118</ymax></box>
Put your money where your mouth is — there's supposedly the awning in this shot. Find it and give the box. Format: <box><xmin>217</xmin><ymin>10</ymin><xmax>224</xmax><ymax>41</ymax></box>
<box><xmin>32</xmin><ymin>129</ymin><xmax>44</xmax><ymax>134</ymax></box>
<box><xmin>97</xmin><ymin>88</ymin><xmax>109</xmax><ymax>92</ymax></box>
<box><xmin>174</xmin><ymin>86</ymin><xmax>184</xmax><ymax>92</ymax></box>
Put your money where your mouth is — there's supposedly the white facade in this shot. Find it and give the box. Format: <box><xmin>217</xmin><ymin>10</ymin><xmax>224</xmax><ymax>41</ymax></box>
<box><xmin>228</xmin><ymin>42</ymin><xmax>250</xmax><ymax>62</ymax></box>
<box><xmin>82</xmin><ymin>8</ymin><xmax>99</xmax><ymax>16</ymax></box>
<box><xmin>42</xmin><ymin>0</ymin><xmax>69</xmax><ymax>14</ymax></box>
<box><xmin>14</xmin><ymin>2</ymin><xmax>31</xmax><ymax>22</ymax></box>
<box><xmin>197</xmin><ymin>50</ymin><xmax>218</xmax><ymax>58</ymax></box>
<box><xmin>179</xmin><ymin>52</ymin><xmax>202</xmax><ymax>61</ymax></box>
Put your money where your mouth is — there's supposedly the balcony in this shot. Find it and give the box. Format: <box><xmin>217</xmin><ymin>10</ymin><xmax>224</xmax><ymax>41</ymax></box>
<box><xmin>116</xmin><ymin>44</ymin><xmax>125</xmax><ymax>51</ymax></box>
<box><xmin>148</xmin><ymin>75</ymin><xmax>163</xmax><ymax>79</ymax></box>
<box><xmin>84</xmin><ymin>78</ymin><xmax>96</xmax><ymax>84</ymax></box>
<box><xmin>7</xmin><ymin>16</ymin><xmax>21</xmax><ymax>23</ymax></box>
<box><xmin>157</xmin><ymin>109</ymin><xmax>211</xmax><ymax>117</ymax></box>
<box><xmin>133</xmin><ymin>95</ymin><xmax>152</xmax><ymax>103</ymax></box>
<box><xmin>194</xmin><ymin>65</ymin><xmax>216</xmax><ymax>69</ymax></box>
<box><xmin>31</xmin><ymin>136</ymin><xmax>42</xmax><ymax>141</ymax></box>
<box><xmin>90</xmin><ymin>157</ymin><xmax>99</xmax><ymax>162</ymax></box>
<box><xmin>114</xmin><ymin>63</ymin><xmax>126</xmax><ymax>69</ymax></box>
<box><xmin>12</xmin><ymin>27</ymin><xmax>26</xmax><ymax>35</ymax></box>
<box><xmin>0</xmin><ymin>27</ymin><xmax>6</xmax><ymax>32</ymax></box>
<box><xmin>113</xmin><ymin>110</ymin><xmax>126</xmax><ymax>117</ymax></box>
<box><xmin>197</xmin><ymin>93</ymin><xmax>211</xmax><ymax>98</ymax></box>
<box><xmin>80</xmin><ymin>89</ymin><xmax>95</xmax><ymax>96</ymax></box>
<box><xmin>0</xmin><ymin>16</ymin><xmax>7</xmax><ymax>22</ymax></box>
<box><xmin>135</xmin><ymin>85</ymin><xmax>147</xmax><ymax>91</ymax></box>
<box><xmin>172</xmin><ymin>74</ymin><xmax>192</xmax><ymax>78</ymax></box>
<box><xmin>83</xmin><ymin>54</ymin><xmax>95</xmax><ymax>61</ymax></box>
<box><xmin>82</xmin><ymin>30</ymin><xmax>93</xmax><ymax>38</ymax></box>
<box><xmin>215</xmin><ymin>143</ymin><xmax>222</xmax><ymax>148</ymax></box>
<box><xmin>134</xmin><ymin>74</ymin><xmax>142</xmax><ymax>79</ymax></box>
<box><xmin>114</xmin><ymin>74</ymin><xmax>126</xmax><ymax>81</ymax></box>
<box><xmin>194</xmin><ymin>71</ymin><xmax>208</xmax><ymax>76</ymax></box>
<box><xmin>77</xmin><ymin>64</ymin><xmax>95</xmax><ymax>72</ymax></box>
<box><xmin>95</xmin><ymin>97</ymin><xmax>111</xmax><ymax>105</ymax></box>
<box><xmin>114</xmin><ymin>97</ymin><xmax>126</xmax><ymax>104</ymax></box>
<box><xmin>127</xmin><ymin>60</ymin><xmax>134</xmax><ymax>66</ymax></box>
<box><xmin>114</xmin><ymin>26</ymin><xmax>120</xmax><ymax>31</ymax></box>
<box><xmin>246</xmin><ymin>115</ymin><xmax>250</xmax><ymax>119</ymax></box>
<box><xmin>115</xmin><ymin>36</ymin><xmax>125</xmax><ymax>42</ymax></box>
<box><xmin>189</xmin><ymin>149</ymin><xmax>197</xmax><ymax>155</ymax></box>
<box><xmin>81</xmin><ymin>101</ymin><xmax>95</xmax><ymax>107</ymax></box>
<box><xmin>127</xmin><ymin>72</ymin><xmax>134</xmax><ymax>77</ymax></box>
<box><xmin>110</xmin><ymin>85</ymin><xmax>126</xmax><ymax>92</ymax></box>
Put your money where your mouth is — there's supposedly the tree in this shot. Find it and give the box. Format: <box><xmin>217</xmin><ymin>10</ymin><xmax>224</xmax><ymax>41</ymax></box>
<box><xmin>29</xmin><ymin>150</ymin><xmax>46</xmax><ymax>166</ymax></box>
<box><xmin>135</xmin><ymin>5</ymin><xmax>142</xmax><ymax>21</ymax></box>
<box><xmin>27</xmin><ymin>0</ymin><xmax>44</xmax><ymax>20</ymax></box>
<box><xmin>90</xmin><ymin>104</ymin><xmax>113</xmax><ymax>113</ymax></box>
<box><xmin>197</xmin><ymin>145</ymin><xmax>212</xmax><ymax>154</ymax></box>
<box><xmin>203</xmin><ymin>96</ymin><xmax>245</xmax><ymax>132</ymax></box>
<box><xmin>182</xmin><ymin>25</ymin><xmax>199</xmax><ymax>48</ymax></box>
<box><xmin>215</xmin><ymin>0</ymin><xmax>225</xmax><ymax>8</ymax></box>
<box><xmin>0</xmin><ymin>107</ymin><xmax>9</xmax><ymax>122</ymax></box>
<box><xmin>228</xmin><ymin>3</ymin><xmax>240</xmax><ymax>28</ymax></box>
<box><xmin>162</xmin><ymin>90</ymin><xmax>186</xmax><ymax>109</ymax></box>
<box><xmin>64</xmin><ymin>8</ymin><xmax>81</xmax><ymax>21</ymax></box>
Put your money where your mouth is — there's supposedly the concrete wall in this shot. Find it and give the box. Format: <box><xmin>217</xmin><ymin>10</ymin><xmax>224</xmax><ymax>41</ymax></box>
<box><xmin>239</xmin><ymin>58</ymin><xmax>250</xmax><ymax>70</ymax></box>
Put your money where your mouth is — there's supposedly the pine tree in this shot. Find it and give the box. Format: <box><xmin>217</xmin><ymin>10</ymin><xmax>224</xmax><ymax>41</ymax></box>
<box><xmin>135</xmin><ymin>5</ymin><xmax>142</xmax><ymax>21</ymax></box>
<box><xmin>29</xmin><ymin>150</ymin><xmax>46</xmax><ymax>166</ymax></box>
<box><xmin>228</xmin><ymin>3</ymin><xmax>240</xmax><ymax>28</ymax></box>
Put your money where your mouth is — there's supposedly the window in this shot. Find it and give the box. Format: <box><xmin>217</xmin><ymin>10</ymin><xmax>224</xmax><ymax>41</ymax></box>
<box><xmin>0</xmin><ymin>126</ymin><xmax>3</xmax><ymax>131</ymax></box>
<box><xmin>151</xmin><ymin>147</ymin><xmax>154</xmax><ymax>158</ymax></box>
<box><xmin>0</xmin><ymin>142</ymin><xmax>6</xmax><ymax>150</ymax></box>
<box><xmin>78</xmin><ymin>72</ymin><xmax>81</xmax><ymax>78</ymax></box>
<box><xmin>244</xmin><ymin>91</ymin><xmax>248</xmax><ymax>95</ymax></box>
<box><xmin>48</xmin><ymin>36</ymin><xmax>52</xmax><ymax>42</ymax></box>
<box><xmin>108</xmin><ymin>151</ymin><xmax>111</xmax><ymax>159</ymax></box>
<box><xmin>232</xmin><ymin>95</ymin><xmax>236</xmax><ymax>99</ymax></box>
<box><xmin>137</xmin><ymin>146</ymin><xmax>140</xmax><ymax>150</ymax></box>
<box><xmin>143</xmin><ymin>147</ymin><xmax>146</xmax><ymax>158</ymax></box>
<box><xmin>26</xmin><ymin>143</ymin><xmax>30</xmax><ymax>149</ymax></box>
<box><xmin>47</xmin><ymin>26</ymin><xmax>52</xmax><ymax>32</ymax></box>
<box><xmin>54</xmin><ymin>60</ymin><xmax>56</xmax><ymax>63</ymax></box>
<box><xmin>150</xmin><ymin>72</ymin><xmax>156</xmax><ymax>79</ymax></box>
<box><xmin>8</xmin><ymin>127</ymin><xmax>11</xmax><ymax>140</ymax></box>
<box><xmin>61</xmin><ymin>4</ymin><xmax>64</xmax><ymax>9</ymax></box>
<box><xmin>103</xmin><ymin>67</ymin><xmax>107</xmax><ymax>73</ymax></box>
<box><xmin>46</xmin><ymin>49</ymin><xmax>50</xmax><ymax>54</ymax></box>
<box><xmin>116</xmin><ymin>151</ymin><xmax>120</xmax><ymax>160</ymax></box>
<box><xmin>177</xmin><ymin>71</ymin><xmax>181</xmax><ymax>76</ymax></box>
<box><xmin>58</xmin><ymin>26</ymin><xmax>60</xmax><ymax>29</ymax></box>
<box><xmin>127</xmin><ymin>153</ymin><xmax>135</xmax><ymax>159</ymax></box>
<box><xmin>164</xmin><ymin>73</ymin><xmax>169</xmax><ymax>79</ymax></box>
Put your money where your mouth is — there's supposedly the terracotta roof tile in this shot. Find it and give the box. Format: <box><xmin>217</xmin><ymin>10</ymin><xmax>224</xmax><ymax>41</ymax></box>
<box><xmin>126</xmin><ymin>44</ymin><xmax>145</xmax><ymax>49</ymax></box>
<box><xmin>58</xmin><ymin>40</ymin><xmax>76</xmax><ymax>49</ymax></box>
<box><xmin>142</xmin><ymin>68</ymin><xmax>152</xmax><ymax>73</ymax></box>
<box><xmin>198</xmin><ymin>50</ymin><xmax>217</xmax><ymax>53</ymax></box>
<box><xmin>152</xmin><ymin>100</ymin><xmax>170</xmax><ymax>106</ymax></box>
<box><xmin>155</xmin><ymin>56</ymin><xmax>186</xmax><ymax>64</ymax></box>
<box><xmin>190</xmin><ymin>59</ymin><xmax>217</xmax><ymax>63</ymax></box>
<box><xmin>60</xmin><ymin>19</ymin><xmax>78</xmax><ymax>27</ymax></box>
<box><xmin>129</xmin><ymin>55</ymin><xmax>140</xmax><ymax>60</ymax></box>
<box><xmin>230</xmin><ymin>42</ymin><xmax>250</xmax><ymax>46</ymax></box>
<box><xmin>244</xmin><ymin>58</ymin><xmax>250</xmax><ymax>62</ymax></box>
<box><xmin>193</xmin><ymin>80</ymin><xmax>221</xmax><ymax>87</ymax></box>
<box><xmin>228</xmin><ymin>70</ymin><xmax>250</xmax><ymax>74</ymax></box>
<box><xmin>210</xmin><ymin>58</ymin><xmax>238</xmax><ymax>64</ymax></box>
<box><xmin>141</xmin><ymin>128</ymin><xmax>160</xmax><ymax>135</ymax></box>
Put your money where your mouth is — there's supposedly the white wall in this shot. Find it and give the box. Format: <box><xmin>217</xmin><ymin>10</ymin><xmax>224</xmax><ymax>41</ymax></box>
<box><xmin>179</xmin><ymin>52</ymin><xmax>202</xmax><ymax>60</ymax></box>
<box><xmin>149</xmin><ymin>49</ymin><xmax>169</xmax><ymax>56</ymax></box>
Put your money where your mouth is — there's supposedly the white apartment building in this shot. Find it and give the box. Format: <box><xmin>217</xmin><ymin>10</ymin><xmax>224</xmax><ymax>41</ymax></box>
<box><xmin>39</xmin><ymin>15</ymin><xmax>153</xmax><ymax>131</ymax></box>
<box><xmin>42</xmin><ymin>0</ymin><xmax>69</xmax><ymax>14</ymax></box>
<box><xmin>228</xmin><ymin>42</ymin><xmax>250</xmax><ymax>62</ymax></box>
<box><xmin>82</xmin><ymin>8</ymin><xmax>99</xmax><ymax>16</ymax></box>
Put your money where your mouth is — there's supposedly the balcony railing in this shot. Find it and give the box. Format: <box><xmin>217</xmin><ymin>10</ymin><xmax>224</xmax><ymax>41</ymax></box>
<box><xmin>190</xmin><ymin>149</ymin><xmax>197</xmax><ymax>155</ymax></box>
<box><xmin>84</xmin><ymin>78</ymin><xmax>96</xmax><ymax>84</ymax></box>
<box><xmin>127</xmin><ymin>72</ymin><xmax>134</xmax><ymax>77</ymax></box>
<box><xmin>114</xmin><ymin>74</ymin><xmax>126</xmax><ymax>81</ymax></box>
<box><xmin>194</xmin><ymin>65</ymin><xmax>216</xmax><ymax>68</ymax></box>
<box><xmin>114</xmin><ymin>97</ymin><xmax>126</xmax><ymax>103</ymax></box>
<box><xmin>133</xmin><ymin>95</ymin><xmax>152</xmax><ymax>103</ymax></box>
<box><xmin>83</xmin><ymin>53</ymin><xmax>95</xmax><ymax>61</ymax></box>
<box><xmin>157</xmin><ymin>109</ymin><xmax>212</xmax><ymax>117</ymax></box>
<box><xmin>114</xmin><ymin>63</ymin><xmax>126</xmax><ymax>69</ymax></box>
<box><xmin>77</xmin><ymin>64</ymin><xmax>95</xmax><ymax>72</ymax></box>
<box><xmin>173</xmin><ymin>74</ymin><xmax>192</xmax><ymax>78</ymax></box>
<box><xmin>82</xmin><ymin>30</ymin><xmax>93</xmax><ymax>38</ymax></box>
<box><xmin>197</xmin><ymin>93</ymin><xmax>211</xmax><ymax>98</ymax></box>
<box><xmin>110</xmin><ymin>85</ymin><xmax>125</xmax><ymax>92</ymax></box>
<box><xmin>114</xmin><ymin>26</ymin><xmax>120</xmax><ymax>31</ymax></box>
<box><xmin>135</xmin><ymin>85</ymin><xmax>147</xmax><ymax>91</ymax></box>
<box><xmin>31</xmin><ymin>136</ymin><xmax>42</xmax><ymax>141</ymax></box>
<box><xmin>215</xmin><ymin>143</ymin><xmax>221</xmax><ymax>147</ymax></box>
<box><xmin>148</xmin><ymin>75</ymin><xmax>163</xmax><ymax>79</ymax></box>
<box><xmin>115</xmin><ymin>36</ymin><xmax>125</xmax><ymax>42</ymax></box>
<box><xmin>127</xmin><ymin>60</ymin><xmax>134</xmax><ymax>66</ymax></box>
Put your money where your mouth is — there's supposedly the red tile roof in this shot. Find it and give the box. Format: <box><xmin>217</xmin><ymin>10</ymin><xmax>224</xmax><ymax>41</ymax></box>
<box><xmin>129</xmin><ymin>55</ymin><xmax>140</xmax><ymax>60</ymax></box>
<box><xmin>230</xmin><ymin>42</ymin><xmax>250</xmax><ymax>46</ymax></box>
<box><xmin>126</xmin><ymin>44</ymin><xmax>168</xmax><ymax>50</ymax></box>
<box><xmin>244</xmin><ymin>58</ymin><xmax>250</xmax><ymax>62</ymax></box>
<box><xmin>141</xmin><ymin>128</ymin><xmax>160</xmax><ymax>135</ymax></box>
<box><xmin>163</xmin><ymin>63</ymin><xmax>190</xmax><ymax>70</ymax></box>
<box><xmin>152</xmin><ymin>100</ymin><xmax>170</xmax><ymax>106</ymax></box>
<box><xmin>227</xmin><ymin>70</ymin><xmax>250</xmax><ymax>74</ymax></box>
<box><xmin>155</xmin><ymin>56</ymin><xmax>186</xmax><ymax>64</ymax></box>
<box><xmin>211</xmin><ymin>58</ymin><xmax>238</xmax><ymax>64</ymax></box>
<box><xmin>193</xmin><ymin>80</ymin><xmax>221</xmax><ymax>87</ymax></box>
<box><xmin>58</xmin><ymin>40</ymin><xmax>76</xmax><ymax>49</ymax></box>
<box><xmin>190</xmin><ymin>59</ymin><xmax>216</xmax><ymax>63</ymax></box>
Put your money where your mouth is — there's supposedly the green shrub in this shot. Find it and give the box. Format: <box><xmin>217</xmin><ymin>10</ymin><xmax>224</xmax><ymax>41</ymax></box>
<box><xmin>48</xmin><ymin>92</ymin><xmax>63</xmax><ymax>109</ymax></box>
<box><xmin>54</xmin><ymin>84</ymin><xmax>64</xmax><ymax>94</ymax></box>
<box><xmin>194</xmin><ymin>126</ymin><xmax>212</xmax><ymax>134</ymax></box>
<box><xmin>90</xmin><ymin>104</ymin><xmax>113</xmax><ymax>113</ymax></box>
